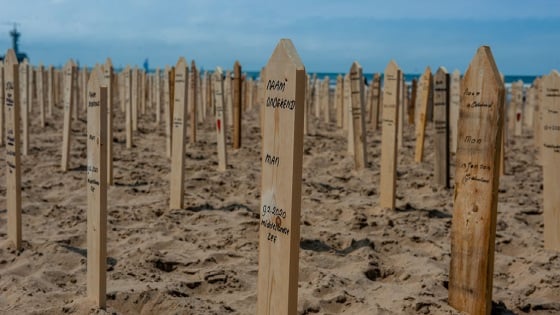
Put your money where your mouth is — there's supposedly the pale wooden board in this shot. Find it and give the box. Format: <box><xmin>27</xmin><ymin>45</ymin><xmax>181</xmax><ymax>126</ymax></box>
<box><xmin>414</xmin><ymin>67</ymin><xmax>432</xmax><ymax>163</ymax></box>
<box><xmin>86</xmin><ymin>67</ymin><xmax>108</xmax><ymax>309</ymax></box>
<box><xmin>37</xmin><ymin>64</ymin><xmax>45</xmax><ymax>127</ymax></box>
<box><xmin>450</xmin><ymin>70</ymin><xmax>461</xmax><ymax>154</ymax></box>
<box><xmin>124</xmin><ymin>67</ymin><xmax>133</xmax><ymax>149</ymax></box>
<box><xmin>398</xmin><ymin>71</ymin><xmax>405</xmax><ymax>148</ymax></box>
<box><xmin>257</xmin><ymin>39</ymin><xmax>305</xmax><ymax>315</ymax></box>
<box><xmin>323</xmin><ymin>77</ymin><xmax>330</xmax><ymax>123</ymax></box>
<box><xmin>103</xmin><ymin>58</ymin><xmax>114</xmax><ymax>185</ymax></box>
<box><xmin>155</xmin><ymin>68</ymin><xmax>161</xmax><ymax>123</ymax></box>
<box><xmin>0</xmin><ymin>62</ymin><xmax>4</xmax><ymax>147</ymax></box>
<box><xmin>370</xmin><ymin>73</ymin><xmax>381</xmax><ymax>130</ymax></box>
<box><xmin>169</xmin><ymin>58</ymin><xmax>188</xmax><ymax>210</ymax></box>
<box><xmin>524</xmin><ymin>85</ymin><xmax>535</xmax><ymax>129</ymax></box>
<box><xmin>541</xmin><ymin>70</ymin><xmax>560</xmax><ymax>251</ymax></box>
<box><xmin>4</xmin><ymin>49</ymin><xmax>22</xmax><ymax>249</ymax></box>
<box><xmin>20</xmin><ymin>61</ymin><xmax>29</xmax><ymax>156</ymax></box>
<box><xmin>335</xmin><ymin>74</ymin><xmax>343</xmax><ymax>128</ymax></box>
<box><xmin>349</xmin><ymin>62</ymin><xmax>367</xmax><ymax>169</ymax></box>
<box><xmin>61</xmin><ymin>60</ymin><xmax>76</xmax><ymax>171</ymax></box>
<box><xmin>164</xmin><ymin>66</ymin><xmax>172</xmax><ymax>157</ymax></box>
<box><xmin>213</xmin><ymin>68</ymin><xmax>228</xmax><ymax>171</ymax></box>
<box><xmin>132</xmin><ymin>68</ymin><xmax>139</xmax><ymax>131</ymax></box>
<box><xmin>345</xmin><ymin>74</ymin><xmax>353</xmax><ymax>153</ymax></box>
<box><xmin>233</xmin><ymin>61</ymin><xmax>242</xmax><ymax>149</ymax></box>
<box><xmin>189</xmin><ymin>61</ymin><xmax>198</xmax><ymax>144</ymax></box>
<box><xmin>379</xmin><ymin>60</ymin><xmax>401</xmax><ymax>210</ymax></box>
<box><xmin>48</xmin><ymin>65</ymin><xmax>54</xmax><ymax>118</ymax></box>
<box><xmin>448</xmin><ymin>46</ymin><xmax>504</xmax><ymax>315</ymax></box>
<box><xmin>433</xmin><ymin>67</ymin><xmax>450</xmax><ymax>188</ymax></box>
<box><xmin>409</xmin><ymin>79</ymin><xmax>417</xmax><ymax>125</ymax></box>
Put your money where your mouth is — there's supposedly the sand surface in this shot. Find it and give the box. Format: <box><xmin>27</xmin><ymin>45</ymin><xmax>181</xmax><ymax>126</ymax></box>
<box><xmin>0</xmin><ymin>94</ymin><xmax>559</xmax><ymax>315</ymax></box>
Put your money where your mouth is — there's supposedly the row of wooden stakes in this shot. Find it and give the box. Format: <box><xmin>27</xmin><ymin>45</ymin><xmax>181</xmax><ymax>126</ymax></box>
<box><xmin>2</xmin><ymin>39</ymin><xmax>559</xmax><ymax>315</ymax></box>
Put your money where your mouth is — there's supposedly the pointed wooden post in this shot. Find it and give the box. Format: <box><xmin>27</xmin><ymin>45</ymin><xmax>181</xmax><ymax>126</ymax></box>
<box><xmin>189</xmin><ymin>60</ymin><xmax>198</xmax><ymax>143</ymax></box>
<box><xmin>450</xmin><ymin>70</ymin><xmax>461</xmax><ymax>154</ymax></box>
<box><xmin>19</xmin><ymin>60</ymin><xmax>29</xmax><ymax>156</ymax></box>
<box><xmin>37</xmin><ymin>64</ymin><xmax>46</xmax><ymax>128</ymax></box>
<box><xmin>132</xmin><ymin>68</ymin><xmax>139</xmax><ymax>131</ymax></box>
<box><xmin>213</xmin><ymin>67</ymin><xmax>228</xmax><ymax>171</ymax></box>
<box><xmin>47</xmin><ymin>65</ymin><xmax>54</xmax><ymax>118</ymax></box>
<box><xmin>124</xmin><ymin>66</ymin><xmax>133</xmax><ymax>149</ymax></box>
<box><xmin>103</xmin><ymin>59</ymin><xmax>114</xmax><ymax>185</ymax></box>
<box><xmin>349</xmin><ymin>62</ymin><xmax>367</xmax><ymax>169</ymax></box>
<box><xmin>164</xmin><ymin>66</ymin><xmax>172</xmax><ymax>157</ymax></box>
<box><xmin>233</xmin><ymin>61</ymin><xmax>242</xmax><ymax>149</ymax></box>
<box><xmin>257</xmin><ymin>39</ymin><xmax>305</xmax><ymax>315</ymax></box>
<box><xmin>169</xmin><ymin>58</ymin><xmax>188</xmax><ymax>210</ymax></box>
<box><xmin>86</xmin><ymin>67</ymin><xmax>107</xmax><ymax>309</ymax></box>
<box><xmin>449</xmin><ymin>46</ymin><xmax>505</xmax><ymax>315</ymax></box>
<box><xmin>335</xmin><ymin>74</ymin><xmax>344</xmax><ymax>128</ymax></box>
<box><xmin>541</xmin><ymin>70</ymin><xmax>560</xmax><ymax>251</ymax></box>
<box><xmin>345</xmin><ymin>74</ymin><xmax>354</xmax><ymax>154</ymax></box>
<box><xmin>433</xmin><ymin>67</ymin><xmax>450</xmax><ymax>188</ymax></box>
<box><xmin>512</xmin><ymin>80</ymin><xmax>524</xmax><ymax>137</ymax></box>
<box><xmin>370</xmin><ymin>73</ymin><xmax>381</xmax><ymax>130</ymax></box>
<box><xmin>0</xmin><ymin>61</ymin><xmax>4</xmax><ymax>147</ymax></box>
<box><xmin>398</xmin><ymin>71</ymin><xmax>405</xmax><ymax>148</ymax></box>
<box><xmin>155</xmin><ymin>68</ymin><xmax>161</xmax><ymax>123</ymax></box>
<box><xmin>379</xmin><ymin>60</ymin><xmax>401</xmax><ymax>210</ymax></box>
<box><xmin>323</xmin><ymin>77</ymin><xmax>330</xmax><ymax>123</ymax></box>
<box><xmin>61</xmin><ymin>60</ymin><xmax>77</xmax><ymax>172</ymax></box>
<box><xmin>4</xmin><ymin>49</ymin><xmax>22</xmax><ymax>250</ymax></box>
<box><xmin>414</xmin><ymin>67</ymin><xmax>432</xmax><ymax>163</ymax></box>
<box><xmin>72</xmin><ymin>64</ymin><xmax>79</xmax><ymax>120</ymax></box>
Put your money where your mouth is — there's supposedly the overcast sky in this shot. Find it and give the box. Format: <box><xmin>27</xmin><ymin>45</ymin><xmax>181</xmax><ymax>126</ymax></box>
<box><xmin>0</xmin><ymin>0</ymin><xmax>558</xmax><ymax>75</ymax></box>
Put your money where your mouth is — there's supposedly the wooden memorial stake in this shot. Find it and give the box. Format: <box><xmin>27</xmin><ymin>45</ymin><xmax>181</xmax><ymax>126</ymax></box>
<box><xmin>398</xmin><ymin>71</ymin><xmax>405</xmax><ymax>148</ymax></box>
<box><xmin>349</xmin><ymin>62</ymin><xmax>367</xmax><ymax>169</ymax></box>
<box><xmin>132</xmin><ymin>68</ymin><xmax>139</xmax><ymax>131</ymax></box>
<box><xmin>541</xmin><ymin>70</ymin><xmax>560</xmax><ymax>251</ymax></box>
<box><xmin>213</xmin><ymin>67</ymin><xmax>228</xmax><ymax>171</ymax></box>
<box><xmin>164</xmin><ymin>66</ymin><xmax>172</xmax><ymax>157</ymax></box>
<box><xmin>4</xmin><ymin>49</ymin><xmax>22</xmax><ymax>249</ymax></box>
<box><xmin>155</xmin><ymin>68</ymin><xmax>161</xmax><ymax>123</ymax></box>
<box><xmin>37</xmin><ymin>64</ymin><xmax>45</xmax><ymax>128</ymax></box>
<box><xmin>169</xmin><ymin>58</ymin><xmax>188</xmax><ymax>209</ymax></box>
<box><xmin>86</xmin><ymin>68</ymin><xmax>107</xmax><ymax>309</ymax></box>
<box><xmin>370</xmin><ymin>73</ymin><xmax>381</xmax><ymax>130</ymax></box>
<box><xmin>524</xmin><ymin>85</ymin><xmax>535</xmax><ymax>130</ymax></box>
<box><xmin>379</xmin><ymin>60</ymin><xmax>401</xmax><ymax>210</ymax></box>
<box><xmin>450</xmin><ymin>70</ymin><xmax>461</xmax><ymax>154</ymax></box>
<box><xmin>323</xmin><ymin>77</ymin><xmax>330</xmax><ymax>123</ymax></box>
<box><xmin>512</xmin><ymin>80</ymin><xmax>524</xmax><ymax>137</ymax></box>
<box><xmin>72</xmin><ymin>64</ymin><xmax>79</xmax><ymax>120</ymax></box>
<box><xmin>103</xmin><ymin>58</ymin><xmax>114</xmax><ymax>185</ymax></box>
<box><xmin>433</xmin><ymin>67</ymin><xmax>450</xmax><ymax>188</ymax></box>
<box><xmin>345</xmin><ymin>74</ymin><xmax>354</xmax><ymax>154</ymax></box>
<box><xmin>335</xmin><ymin>74</ymin><xmax>343</xmax><ymax>128</ymax></box>
<box><xmin>224</xmin><ymin>70</ymin><xmax>233</xmax><ymax>127</ymax></box>
<box><xmin>61</xmin><ymin>60</ymin><xmax>77</xmax><ymax>172</ymax></box>
<box><xmin>189</xmin><ymin>61</ymin><xmax>198</xmax><ymax>143</ymax></box>
<box><xmin>124</xmin><ymin>66</ymin><xmax>133</xmax><ymax>149</ymax></box>
<box><xmin>48</xmin><ymin>65</ymin><xmax>54</xmax><ymax>118</ymax></box>
<box><xmin>233</xmin><ymin>61</ymin><xmax>242</xmax><ymax>149</ymax></box>
<box><xmin>257</xmin><ymin>39</ymin><xmax>305</xmax><ymax>315</ymax></box>
<box><xmin>449</xmin><ymin>46</ymin><xmax>504</xmax><ymax>315</ymax></box>
<box><xmin>414</xmin><ymin>67</ymin><xmax>432</xmax><ymax>163</ymax></box>
<box><xmin>20</xmin><ymin>60</ymin><xmax>29</xmax><ymax>156</ymax></box>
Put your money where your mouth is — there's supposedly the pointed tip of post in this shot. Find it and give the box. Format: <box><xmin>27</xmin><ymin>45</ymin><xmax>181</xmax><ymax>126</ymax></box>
<box><xmin>385</xmin><ymin>60</ymin><xmax>400</xmax><ymax>73</ymax></box>
<box><xmin>176</xmin><ymin>57</ymin><xmax>187</xmax><ymax>68</ymax></box>
<box><xmin>268</xmin><ymin>38</ymin><xmax>304</xmax><ymax>70</ymax></box>
<box><xmin>87</xmin><ymin>66</ymin><xmax>102</xmax><ymax>91</ymax></box>
<box><xmin>105</xmin><ymin>58</ymin><xmax>113</xmax><ymax>67</ymax></box>
<box><xmin>4</xmin><ymin>49</ymin><xmax>17</xmax><ymax>64</ymax></box>
<box><xmin>436</xmin><ymin>66</ymin><xmax>448</xmax><ymax>75</ymax></box>
<box><xmin>550</xmin><ymin>69</ymin><xmax>560</xmax><ymax>77</ymax></box>
<box><xmin>466</xmin><ymin>45</ymin><xmax>503</xmax><ymax>88</ymax></box>
<box><xmin>215</xmin><ymin>66</ymin><xmax>223</xmax><ymax>76</ymax></box>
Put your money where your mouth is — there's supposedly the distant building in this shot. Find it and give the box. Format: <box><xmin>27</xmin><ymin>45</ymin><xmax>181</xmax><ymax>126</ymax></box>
<box><xmin>0</xmin><ymin>24</ymin><xmax>29</xmax><ymax>63</ymax></box>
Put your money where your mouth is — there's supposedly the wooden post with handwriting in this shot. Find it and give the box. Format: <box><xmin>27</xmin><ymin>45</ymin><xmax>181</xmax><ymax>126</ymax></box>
<box><xmin>61</xmin><ymin>60</ymin><xmax>76</xmax><ymax>172</ymax></box>
<box><xmin>233</xmin><ymin>61</ymin><xmax>242</xmax><ymax>149</ymax></box>
<box><xmin>169</xmin><ymin>58</ymin><xmax>188</xmax><ymax>210</ymax></box>
<box><xmin>189</xmin><ymin>61</ymin><xmax>198</xmax><ymax>143</ymax></box>
<box><xmin>213</xmin><ymin>67</ymin><xmax>228</xmax><ymax>171</ymax></box>
<box><xmin>414</xmin><ymin>67</ymin><xmax>432</xmax><ymax>163</ymax></box>
<box><xmin>257</xmin><ymin>39</ymin><xmax>305</xmax><ymax>315</ymax></box>
<box><xmin>0</xmin><ymin>61</ymin><xmax>4</xmax><ymax>147</ymax></box>
<box><xmin>20</xmin><ymin>61</ymin><xmax>29</xmax><ymax>156</ymax></box>
<box><xmin>124</xmin><ymin>66</ymin><xmax>133</xmax><ymax>149</ymax></box>
<box><xmin>450</xmin><ymin>70</ymin><xmax>461</xmax><ymax>154</ymax></box>
<box><xmin>433</xmin><ymin>67</ymin><xmax>450</xmax><ymax>188</ymax></box>
<box><xmin>349</xmin><ymin>62</ymin><xmax>367</xmax><ymax>169</ymax></box>
<box><xmin>541</xmin><ymin>70</ymin><xmax>560</xmax><ymax>251</ymax></box>
<box><xmin>86</xmin><ymin>68</ymin><xmax>107</xmax><ymax>309</ymax></box>
<box><xmin>379</xmin><ymin>60</ymin><xmax>401</xmax><ymax>210</ymax></box>
<box><xmin>449</xmin><ymin>46</ymin><xmax>504</xmax><ymax>315</ymax></box>
<box><xmin>103</xmin><ymin>59</ymin><xmax>114</xmax><ymax>185</ymax></box>
<box><xmin>37</xmin><ymin>64</ymin><xmax>45</xmax><ymax>127</ymax></box>
<box><xmin>4</xmin><ymin>49</ymin><xmax>22</xmax><ymax>249</ymax></box>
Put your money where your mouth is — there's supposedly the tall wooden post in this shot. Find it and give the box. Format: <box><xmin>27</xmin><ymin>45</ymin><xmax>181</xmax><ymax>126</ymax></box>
<box><xmin>213</xmin><ymin>67</ymin><xmax>228</xmax><ymax>171</ymax></box>
<box><xmin>37</xmin><ymin>64</ymin><xmax>46</xmax><ymax>128</ymax></box>
<box><xmin>103</xmin><ymin>58</ymin><xmax>114</xmax><ymax>185</ymax></box>
<box><xmin>132</xmin><ymin>68</ymin><xmax>139</xmax><ymax>131</ymax></box>
<box><xmin>450</xmin><ymin>70</ymin><xmax>461</xmax><ymax>154</ymax></box>
<box><xmin>541</xmin><ymin>70</ymin><xmax>560</xmax><ymax>251</ymax></box>
<box><xmin>414</xmin><ymin>67</ymin><xmax>432</xmax><ymax>163</ymax></box>
<box><xmin>398</xmin><ymin>71</ymin><xmax>405</xmax><ymax>148</ymax></box>
<box><xmin>155</xmin><ymin>68</ymin><xmax>161</xmax><ymax>123</ymax></box>
<box><xmin>370</xmin><ymin>73</ymin><xmax>381</xmax><ymax>130</ymax></box>
<box><xmin>349</xmin><ymin>62</ymin><xmax>367</xmax><ymax>170</ymax></box>
<box><xmin>124</xmin><ymin>66</ymin><xmax>133</xmax><ymax>149</ymax></box>
<box><xmin>189</xmin><ymin>60</ymin><xmax>198</xmax><ymax>143</ymax></box>
<box><xmin>433</xmin><ymin>67</ymin><xmax>450</xmax><ymax>188</ymax></box>
<box><xmin>512</xmin><ymin>80</ymin><xmax>524</xmax><ymax>137</ymax></box>
<box><xmin>47</xmin><ymin>65</ymin><xmax>54</xmax><ymax>118</ymax></box>
<box><xmin>449</xmin><ymin>46</ymin><xmax>504</xmax><ymax>315</ymax></box>
<box><xmin>86</xmin><ymin>68</ymin><xmax>107</xmax><ymax>309</ymax></box>
<box><xmin>169</xmin><ymin>58</ymin><xmax>188</xmax><ymax>210</ymax></box>
<box><xmin>164</xmin><ymin>66</ymin><xmax>172</xmax><ymax>157</ymax></box>
<box><xmin>335</xmin><ymin>74</ymin><xmax>343</xmax><ymax>128</ymax></box>
<box><xmin>379</xmin><ymin>60</ymin><xmax>401</xmax><ymax>210</ymax></box>
<box><xmin>257</xmin><ymin>39</ymin><xmax>305</xmax><ymax>315</ymax></box>
<box><xmin>61</xmin><ymin>60</ymin><xmax>77</xmax><ymax>172</ymax></box>
<box><xmin>0</xmin><ymin>62</ymin><xmax>4</xmax><ymax>147</ymax></box>
<box><xmin>233</xmin><ymin>61</ymin><xmax>242</xmax><ymax>149</ymax></box>
<box><xmin>20</xmin><ymin>60</ymin><xmax>29</xmax><ymax>156</ymax></box>
<box><xmin>4</xmin><ymin>49</ymin><xmax>22</xmax><ymax>249</ymax></box>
